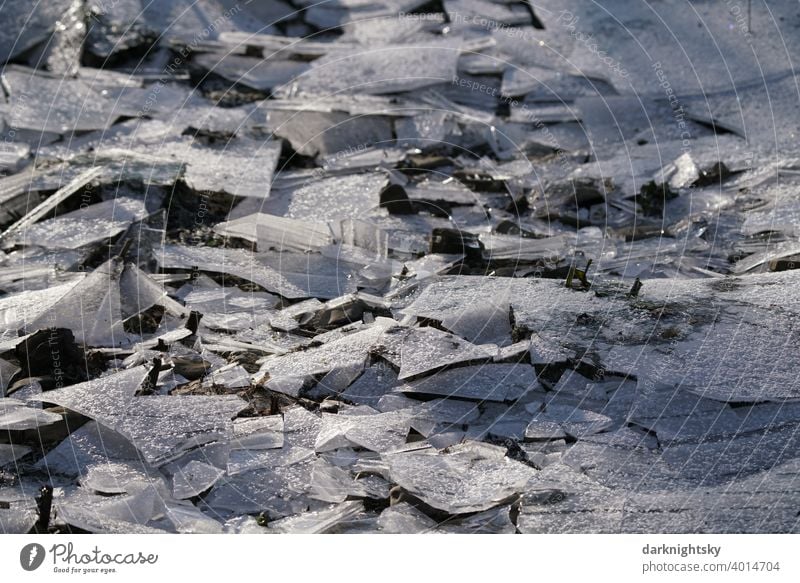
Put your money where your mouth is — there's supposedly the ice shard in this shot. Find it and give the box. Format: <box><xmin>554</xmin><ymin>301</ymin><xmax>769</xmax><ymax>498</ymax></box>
<box><xmin>385</xmin><ymin>442</ymin><xmax>537</xmax><ymax>514</ymax></box>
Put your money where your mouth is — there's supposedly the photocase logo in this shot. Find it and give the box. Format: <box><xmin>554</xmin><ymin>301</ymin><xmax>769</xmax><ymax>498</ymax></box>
<box><xmin>20</xmin><ymin>543</ymin><xmax>46</xmax><ymax>571</ymax></box>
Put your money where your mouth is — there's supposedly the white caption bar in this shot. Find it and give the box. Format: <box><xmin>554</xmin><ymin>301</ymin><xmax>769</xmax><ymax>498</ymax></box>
<box><xmin>2</xmin><ymin>534</ymin><xmax>797</xmax><ymax>583</ymax></box>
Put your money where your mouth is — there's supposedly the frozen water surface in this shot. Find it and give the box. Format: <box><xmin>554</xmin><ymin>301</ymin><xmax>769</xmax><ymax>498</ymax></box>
<box><xmin>2</xmin><ymin>0</ymin><xmax>800</xmax><ymax>535</ymax></box>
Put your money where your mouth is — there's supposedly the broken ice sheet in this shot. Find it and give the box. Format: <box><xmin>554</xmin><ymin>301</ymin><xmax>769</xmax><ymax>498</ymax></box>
<box><xmin>105</xmin><ymin>395</ymin><xmax>247</xmax><ymax>466</ymax></box>
<box><xmin>169</xmin><ymin>103</ymin><xmax>255</xmax><ymax>138</ymax></box>
<box><xmin>283</xmin><ymin>406</ymin><xmax>323</xmax><ymax>449</ymax></box>
<box><xmin>204</xmin><ymin>460</ymin><xmax>314</xmax><ymax>516</ymax></box>
<box><xmin>0</xmin><ymin>500</ymin><xmax>38</xmax><ymax>534</ymax></box>
<box><xmin>179</xmin><ymin>138</ymin><xmax>281</xmax><ymax>199</ymax></box>
<box><xmin>562</xmin><ymin>442</ymin><xmax>687</xmax><ymax>492</ymax></box>
<box><xmin>740</xmin><ymin>174</ymin><xmax>800</xmax><ymax>238</ymax></box>
<box><xmin>0</xmin><ymin>141</ymin><xmax>29</xmax><ymax>174</ymax></box>
<box><xmin>479</xmin><ymin>232</ymin><xmax>576</xmax><ymax>263</ymax></box>
<box><xmin>377</xmin><ymin>502</ymin><xmax>436</xmax><ymax>533</ymax></box>
<box><xmin>145</xmin><ymin>0</ymin><xmax>284</xmax><ymax>43</ymax></box>
<box><xmin>320</xmin><ymin>146</ymin><xmax>407</xmax><ymax>173</ymax></box>
<box><xmin>0</xmin><ymin>0</ymin><xmax>798</xmax><ymax>539</ymax></box>
<box><xmin>119</xmin><ymin>262</ymin><xmax>189</xmax><ymax>322</ymax></box>
<box><xmin>406</xmin><ymin>177</ymin><xmax>479</xmax><ymax>207</ymax></box>
<box><xmin>395</xmin><ymin>110</ymin><xmax>455</xmax><ymax>150</ymax></box>
<box><xmin>444</xmin><ymin>0</ymin><xmax>531</xmax><ymax>27</ymax></box>
<box><xmin>398</xmin><ymin>363</ymin><xmax>541</xmax><ymax>403</ymax></box>
<box><xmin>227</xmin><ymin>444</ymin><xmax>315</xmax><ymax>477</ymax></box>
<box><xmin>624</xmin><ymin>317</ymin><xmax>800</xmax><ymax>403</ymax></box>
<box><xmin>0</xmin><ymin>252</ymin><xmax>83</xmax><ymax>294</ymax></box>
<box><xmin>56</xmin><ymin>483</ymin><xmax>164</xmax><ymax>534</ymax></box>
<box><xmin>517</xmin><ymin>462</ymin><xmax>627</xmax><ymax>534</ymax></box>
<box><xmin>0</xmin><ymin>398</ymin><xmax>62</xmax><ymax>431</ymax></box>
<box><xmin>437</xmin><ymin>505</ymin><xmax>516</xmax><ymax>534</ymax></box>
<box><xmin>659</xmin><ymin>425</ymin><xmax>800</xmax><ymax>486</ymax></box>
<box><xmin>527</xmin><ymin>404</ymin><xmax>615</xmax><ymax>439</ymax></box>
<box><xmin>37</xmin><ymin>367</ymin><xmax>248</xmax><ymax>466</ymax></box>
<box><xmin>36</xmin><ymin>118</ymin><xmax>171</xmax><ymax>162</ymax></box>
<box><xmin>0</xmin><ymin>67</ymin><xmax>119</xmax><ymax>134</ymax></box>
<box><xmin>98</xmin><ymin>81</ymin><xmax>199</xmax><ymax>119</ymax></box>
<box><xmin>192</xmin><ymin>52</ymin><xmax>310</xmax><ymax>92</ymax></box>
<box><xmin>336</xmin><ymin>219</ymin><xmax>391</xmax><ymax>260</ymax></box>
<box><xmin>439</xmin><ymin>290</ymin><xmax>512</xmax><ymax>346</ymax></box>
<box><xmin>158</xmin><ymin>245</ymin><xmax>358</xmax><ymax>300</ymax></box>
<box><xmin>1</xmin><ymin>1</ymin><xmax>73</xmax><ymax>62</ymax></box>
<box><xmin>733</xmin><ymin>240</ymin><xmax>800</xmax><ymax>275</ymax></box>
<box><xmin>308</xmin><ymin>458</ymin><xmax>362</xmax><ymax>503</ymax></box>
<box><xmin>164</xmin><ymin>502</ymin><xmax>224</xmax><ymax>534</ymax></box>
<box><xmin>385</xmin><ymin>441</ymin><xmax>537</xmax><ymax>514</ymax></box>
<box><xmin>256</xmin><ymin>318</ymin><xmax>396</xmax><ymax>388</ymax></box>
<box><xmin>341</xmin><ymin>365</ymin><xmax>399</xmax><ymax>406</ymax></box>
<box><xmin>9</xmin><ymin>197</ymin><xmax>153</xmax><ymax>250</ymax></box>
<box><xmin>402</xmin><ymin>253</ymin><xmax>464</xmax><ymax>281</ymax></box>
<box><xmin>683</xmin><ymin>73</ymin><xmax>800</xmax><ymax>152</ymax></box>
<box><xmin>340</xmin><ymin>10</ymin><xmax>443</xmax><ymax>45</ymax></box>
<box><xmin>0</xmin><ymin>276</ymin><xmax>82</xmax><ymax>330</ymax></box>
<box><xmin>268</xmin><ymin>500</ymin><xmax>363</xmax><ymax>534</ymax></box>
<box><xmin>172</xmin><ymin>460</ymin><xmax>225</xmax><ymax>499</ymax></box>
<box><xmin>182</xmin><ymin>286</ymin><xmax>278</xmax><ymax>332</ymax></box>
<box><xmin>622</xmin><ymin>487</ymin><xmax>796</xmax><ymax>534</ymax></box>
<box><xmin>391</xmin><ymin>327</ymin><xmax>497</xmax><ymax>381</ymax></box>
<box><xmin>415</xmin><ymin>398</ymin><xmax>482</xmax><ymax>428</ymax></box>
<box><xmin>292</xmin><ymin>39</ymin><xmax>462</xmax><ymax>95</ymax></box>
<box><xmin>315</xmin><ymin>407</ymin><xmax>416</xmax><ymax>454</ymax></box>
<box><xmin>201</xmin><ymin>364</ymin><xmax>251</xmax><ymax>391</ymax></box>
<box><xmin>265</xmin><ymin>106</ymin><xmax>394</xmax><ymax>157</ymax></box>
<box><xmin>300</xmin><ymin>0</ymin><xmax>431</xmax><ymax>29</ymax></box>
<box><xmin>262</xmin><ymin>172</ymin><xmax>388</xmax><ymax>222</ymax></box>
<box><xmin>400</xmin><ymin>276</ymin><xmax>513</xmax><ymax>321</ymax></box>
<box><xmin>637</xmin><ymin>406</ymin><xmax>744</xmax><ymax>446</ymax></box>
<box><xmin>510</xmin><ymin>72</ymin><xmax>617</xmax><ymax>103</ymax></box>
<box><xmin>0</xmin><ymin>444</ymin><xmax>31</xmax><ymax>467</ymax></box>
<box><xmin>32</xmin><ymin>366</ymin><xmax>144</xmax><ymax>418</ymax></box>
<box><xmin>252</xmin><ymin>250</ymin><xmax>361</xmax><ymax>302</ymax></box>
<box><xmin>232</xmin><ymin>416</ymin><xmax>284</xmax><ymax>450</ymax></box>
<box><xmin>25</xmin><ymin>257</ymin><xmax>128</xmax><ymax>346</ymax></box>
<box><xmin>548</xmin><ymin>370</ymin><xmax>609</xmax><ymax>402</ymax></box>
<box><xmin>465</xmin><ymin>400</ymin><xmax>536</xmax><ymax>442</ymax></box>
<box><xmin>42</xmin><ymin>147</ymin><xmax>185</xmax><ymax>188</ymax></box>
<box><xmin>656</xmin><ymin>152</ymin><xmax>700</xmax><ymax>190</ymax></box>
<box><xmin>313</xmin><ymin>361</ymin><xmax>365</xmax><ymax>401</ymax></box>
<box><xmin>80</xmin><ymin>462</ymin><xmax>163</xmax><ymax>496</ymax></box>
<box><xmin>1</xmin><ymin>167</ymin><xmax>104</xmax><ymax>247</ymax></box>
<box><xmin>38</xmin><ymin>421</ymin><xmax>146</xmax><ymax>479</ymax></box>
<box><xmin>578</xmin><ymin>426</ymin><xmax>657</xmax><ymax>450</ymax></box>
<box><xmin>214</xmin><ymin>212</ymin><xmax>334</xmax><ymax>252</ymax></box>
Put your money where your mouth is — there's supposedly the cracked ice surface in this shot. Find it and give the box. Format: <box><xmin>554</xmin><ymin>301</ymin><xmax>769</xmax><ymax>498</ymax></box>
<box><xmin>2</xmin><ymin>0</ymin><xmax>800</xmax><ymax>536</ymax></box>
<box><xmin>385</xmin><ymin>442</ymin><xmax>537</xmax><ymax>514</ymax></box>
